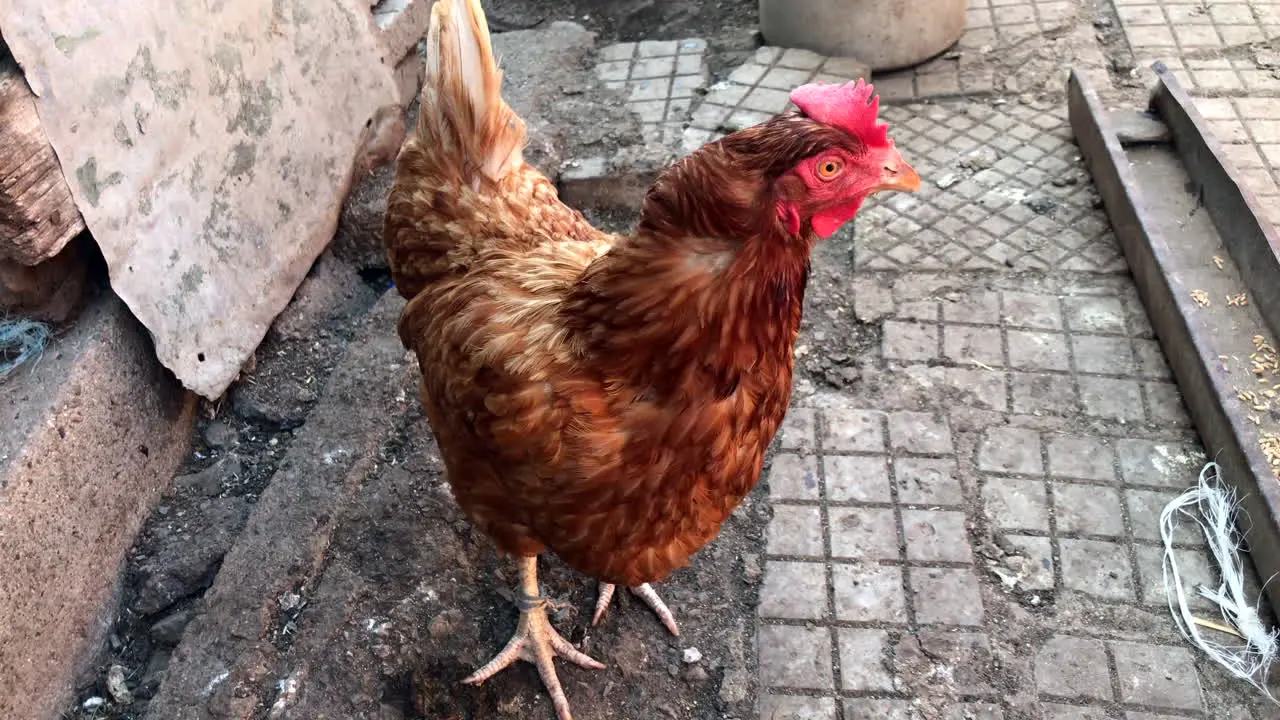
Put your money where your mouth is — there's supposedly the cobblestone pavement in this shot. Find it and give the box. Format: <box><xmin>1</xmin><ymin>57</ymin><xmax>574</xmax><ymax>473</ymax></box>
<box><xmin>586</xmin><ymin>3</ymin><xmax>1280</xmax><ymax>718</ymax></box>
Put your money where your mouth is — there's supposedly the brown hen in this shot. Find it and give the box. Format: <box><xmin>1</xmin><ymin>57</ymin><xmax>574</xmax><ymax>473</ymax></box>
<box><xmin>383</xmin><ymin>1</ymin><xmax>921</xmax><ymax>717</ymax></box>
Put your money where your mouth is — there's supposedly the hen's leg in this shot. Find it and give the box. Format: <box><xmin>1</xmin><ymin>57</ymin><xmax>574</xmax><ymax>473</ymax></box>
<box><xmin>591</xmin><ymin>582</ymin><xmax>681</xmax><ymax>637</ymax></box>
<box><xmin>462</xmin><ymin>555</ymin><xmax>604</xmax><ymax>720</ymax></box>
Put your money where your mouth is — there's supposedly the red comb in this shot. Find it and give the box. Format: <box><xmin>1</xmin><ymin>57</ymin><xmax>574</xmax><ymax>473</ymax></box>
<box><xmin>790</xmin><ymin>79</ymin><xmax>891</xmax><ymax>148</ymax></box>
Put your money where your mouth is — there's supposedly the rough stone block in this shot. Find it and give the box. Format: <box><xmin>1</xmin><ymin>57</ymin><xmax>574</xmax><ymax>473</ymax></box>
<box><xmin>1</xmin><ymin>0</ymin><xmax>404</xmax><ymax>400</ymax></box>
<box><xmin>0</xmin><ymin>293</ymin><xmax>196</xmax><ymax>720</ymax></box>
<box><xmin>142</xmin><ymin>292</ymin><xmax>419</xmax><ymax>718</ymax></box>
<box><xmin>0</xmin><ymin>49</ymin><xmax>85</xmax><ymax>266</ymax></box>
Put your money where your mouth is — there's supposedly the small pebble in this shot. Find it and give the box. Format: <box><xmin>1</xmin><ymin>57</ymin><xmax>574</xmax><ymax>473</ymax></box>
<box><xmin>683</xmin><ymin>646</ymin><xmax>703</xmax><ymax>664</ymax></box>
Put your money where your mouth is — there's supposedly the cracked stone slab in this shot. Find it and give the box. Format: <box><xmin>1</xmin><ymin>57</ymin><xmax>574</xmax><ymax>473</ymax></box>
<box><xmin>0</xmin><ymin>0</ymin><xmax>402</xmax><ymax>400</ymax></box>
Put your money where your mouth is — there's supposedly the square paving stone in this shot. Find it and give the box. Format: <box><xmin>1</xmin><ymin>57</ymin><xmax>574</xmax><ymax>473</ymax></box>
<box><xmin>894</xmin><ymin>631</ymin><xmax>995</xmax><ymax>696</ymax></box>
<box><xmin>888</xmin><ymin>411</ymin><xmax>954</xmax><ymax>454</ymax></box>
<box><xmin>837</xmin><ymin>628</ymin><xmax>894</xmax><ymax>691</ymax></box>
<box><xmin>1144</xmin><ymin>382</ymin><xmax>1191</xmax><ymax>426</ymax></box>
<box><xmin>779</xmin><ymin>408</ymin><xmax>817</xmax><ymax>451</ymax></box>
<box><xmin>1060</xmin><ymin>539</ymin><xmax>1134</xmax><ymax>600</ymax></box>
<box><xmin>1133</xmin><ymin>544</ymin><xmax>1220</xmax><ymax>608</ymax></box>
<box><xmin>829</xmin><ymin>507</ymin><xmax>900</xmax><ymax>561</ymax></box>
<box><xmin>1034</xmin><ymin>635</ymin><xmax>1113</xmax><ymax>701</ymax></box>
<box><xmin>833</xmin><ymin>564</ymin><xmax>907</xmax><ymax>623</ymax></box>
<box><xmin>1072</xmin><ymin>334</ymin><xmax>1136</xmax><ymax>375</ymax></box>
<box><xmin>759</xmin><ymin>695</ymin><xmax>838</xmax><ymax>720</ymax></box>
<box><xmin>910</xmin><ymin>567</ymin><xmax>985</xmax><ymax>626</ymax></box>
<box><xmin>1125</xmin><ymin>489</ymin><xmax>1180</xmax><ymax>541</ymax></box>
<box><xmin>894</xmin><ymin>457</ymin><xmax>965</xmax><ymax>506</ymax></box>
<box><xmin>822</xmin><ymin>408</ymin><xmax>885</xmax><ymax>453</ymax></box>
<box><xmin>1002</xmin><ymin>292</ymin><xmax>1063</xmax><ymax>329</ymax></box>
<box><xmin>944</xmin><ymin>367</ymin><xmax>1009</xmax><ymax>411</ymax></box>
<box><xmin>825</xmin><ymin>455</ymin><xmax>891</xmax><ymax>503</ymax></box>
<box><xmin>1063</xmin><ymin>295</ymin><xmax>1128</xmax><ymax>334</ymax></box>
<box><xmin>1008</xmin><ymin>330</ymin><xmax>1071</xmax><ymax>371</ymax></box>
<box><xmin>768</xmin><ymin>453</ymin><xmax>821</xmax><ymax>500</ymax></box>
<box><xmin>759</xmin><ymin>625</ymin><xmax>834</xmax><ymax>690</ymax></box>
<box><xmin>902</xmin><ymin>509</ymin><xmax>973</xmax><ymax>562</ymax></box>
<box><xmin>1005</xmin><ymin>534</ymin><xmax>1056</xmax><ymax>590</ymax></box>
<box><xmin>1078</xmin><ymin>377</ymin><xmax>1145</xmax><ymax>423</ymax></box>
<box><xmin>759</xmin><ymin>560</ymin><xmax>827</xmax><ymax>620</ymax></box>
<box><xmin>884</xmin><ymin>321</ymin><xmax>940</xmax><ymax>361</ymax></box>
<box><xmin>944</xmin><ymin>325</ymin><xmax>1005</xmax><ymax>366</ymax></box>
<box><xmin>1053</xmin><ymin>482</ymin><xmax>1126</xmax><ymax>537</ymax></box>
<box><xmin>1111</xmin><ymin>641</ymin><xmax>1202</xmax><ymax>710</ymax></box>
<box><xmin>1010</xmin><ymin>372</ymin><xmax>1079</xmax><ymax>416</ymax></box>
<box><xmin>842</xmin><ymin>699</ymin><xmax>912</xmax><ymax>719</ymax></box>
<box><xmin>1041</xmin><ymin>705</ymin><xmax>1109</xmax><ymax>720</ymax></box>
<box><xmin>1046</xmin><ymin>435</ymin><xmax>1116</xmax><ymax>481</ymax></box>
<box><xmin>977</xmin><ymin>427</ymin><xmax>1044</xmax><ymax>474</ymax></box>
<box><xmin>768</xmin><ymin>505</ymin><xmax>826</xmax><ymax>558</ymax></box>
<box><xmin>1116</xmin><ymin>439</ymin><xmax>1205</xmax><ymax>488</ymax></box>
<box><xmin>982</xmin><ymin>476</ymin><xmax>1050</xmax><ymax>531</ymax></box>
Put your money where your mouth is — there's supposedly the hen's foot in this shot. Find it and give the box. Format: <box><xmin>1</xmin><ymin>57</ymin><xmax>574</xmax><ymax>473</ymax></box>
<box><xmin>591</xmin><ymin>582</ymin><xmax>680</xmax><ymax>636</ymax></box>
<box><xmin>462</xmin><ymin>556</ymin><xmax>604</xmax><ymax>720</ymax></box>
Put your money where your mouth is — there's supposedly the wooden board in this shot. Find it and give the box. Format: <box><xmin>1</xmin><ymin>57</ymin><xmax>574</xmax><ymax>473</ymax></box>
<box><xmin>0</xmin><ymin>45</ymin><xmax>84</xmax><ymax>266</ymax></box>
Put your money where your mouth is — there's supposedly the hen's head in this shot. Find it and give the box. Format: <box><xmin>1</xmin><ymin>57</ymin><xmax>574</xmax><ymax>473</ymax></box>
<box><xmin>758</xmin><ymin>80</ymin><xmax>920</xmax><ymax>239</ymax></box>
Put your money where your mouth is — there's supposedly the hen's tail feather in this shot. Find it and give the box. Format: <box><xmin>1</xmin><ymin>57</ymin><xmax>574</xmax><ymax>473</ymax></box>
<box><xmin>418</xmin><ymin>0</ymin><xmax>526</xmax><ymax>183</ymax></box>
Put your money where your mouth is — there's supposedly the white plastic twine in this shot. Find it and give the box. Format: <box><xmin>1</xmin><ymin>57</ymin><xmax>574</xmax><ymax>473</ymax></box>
<box><xmin>1160</xmin><ymin>462</ymin><xmax>1279</xmax><ymax>703</ymax></box>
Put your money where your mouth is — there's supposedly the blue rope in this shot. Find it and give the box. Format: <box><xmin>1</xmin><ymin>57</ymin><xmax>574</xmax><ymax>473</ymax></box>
<box><xmin>0</xmin><ymin>319</ymin><xmax>50</xmax><ymax>380</ymax></box>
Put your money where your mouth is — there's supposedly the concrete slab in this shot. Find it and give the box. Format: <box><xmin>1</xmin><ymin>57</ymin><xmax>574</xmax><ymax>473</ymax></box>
<box><xmin>0</xmin><ymin>291</ymin><xmax>196</xmax><ymax>720</ymax></box>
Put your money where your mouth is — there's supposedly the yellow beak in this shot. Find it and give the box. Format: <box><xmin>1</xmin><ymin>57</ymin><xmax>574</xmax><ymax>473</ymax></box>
<box><xmin>874</xmin><ymin>145</ymin><xmax>922</xmax><ymax>193</ymax></box>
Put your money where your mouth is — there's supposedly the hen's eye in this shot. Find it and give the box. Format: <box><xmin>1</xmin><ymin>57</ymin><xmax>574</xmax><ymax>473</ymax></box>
<box><xmin>817</xmin><ymin>159</ymin><xmax>843</xmax><ymax>179</ymax></box>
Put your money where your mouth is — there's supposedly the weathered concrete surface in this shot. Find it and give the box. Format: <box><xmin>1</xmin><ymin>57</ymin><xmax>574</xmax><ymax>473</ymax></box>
<box><xmin>0</xmin><ymin>292</ymin><xmax>196</xmax><ymax>720</ymax></box>
<box><xmin>143</xmin><ymin>291</ymin><xmax>419</xmax><ymax>719</ymax></box>
<box><xmin>0</xmin><ymin>0</ymin><xmax>401</xmax><ymax>400</ymax></box>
